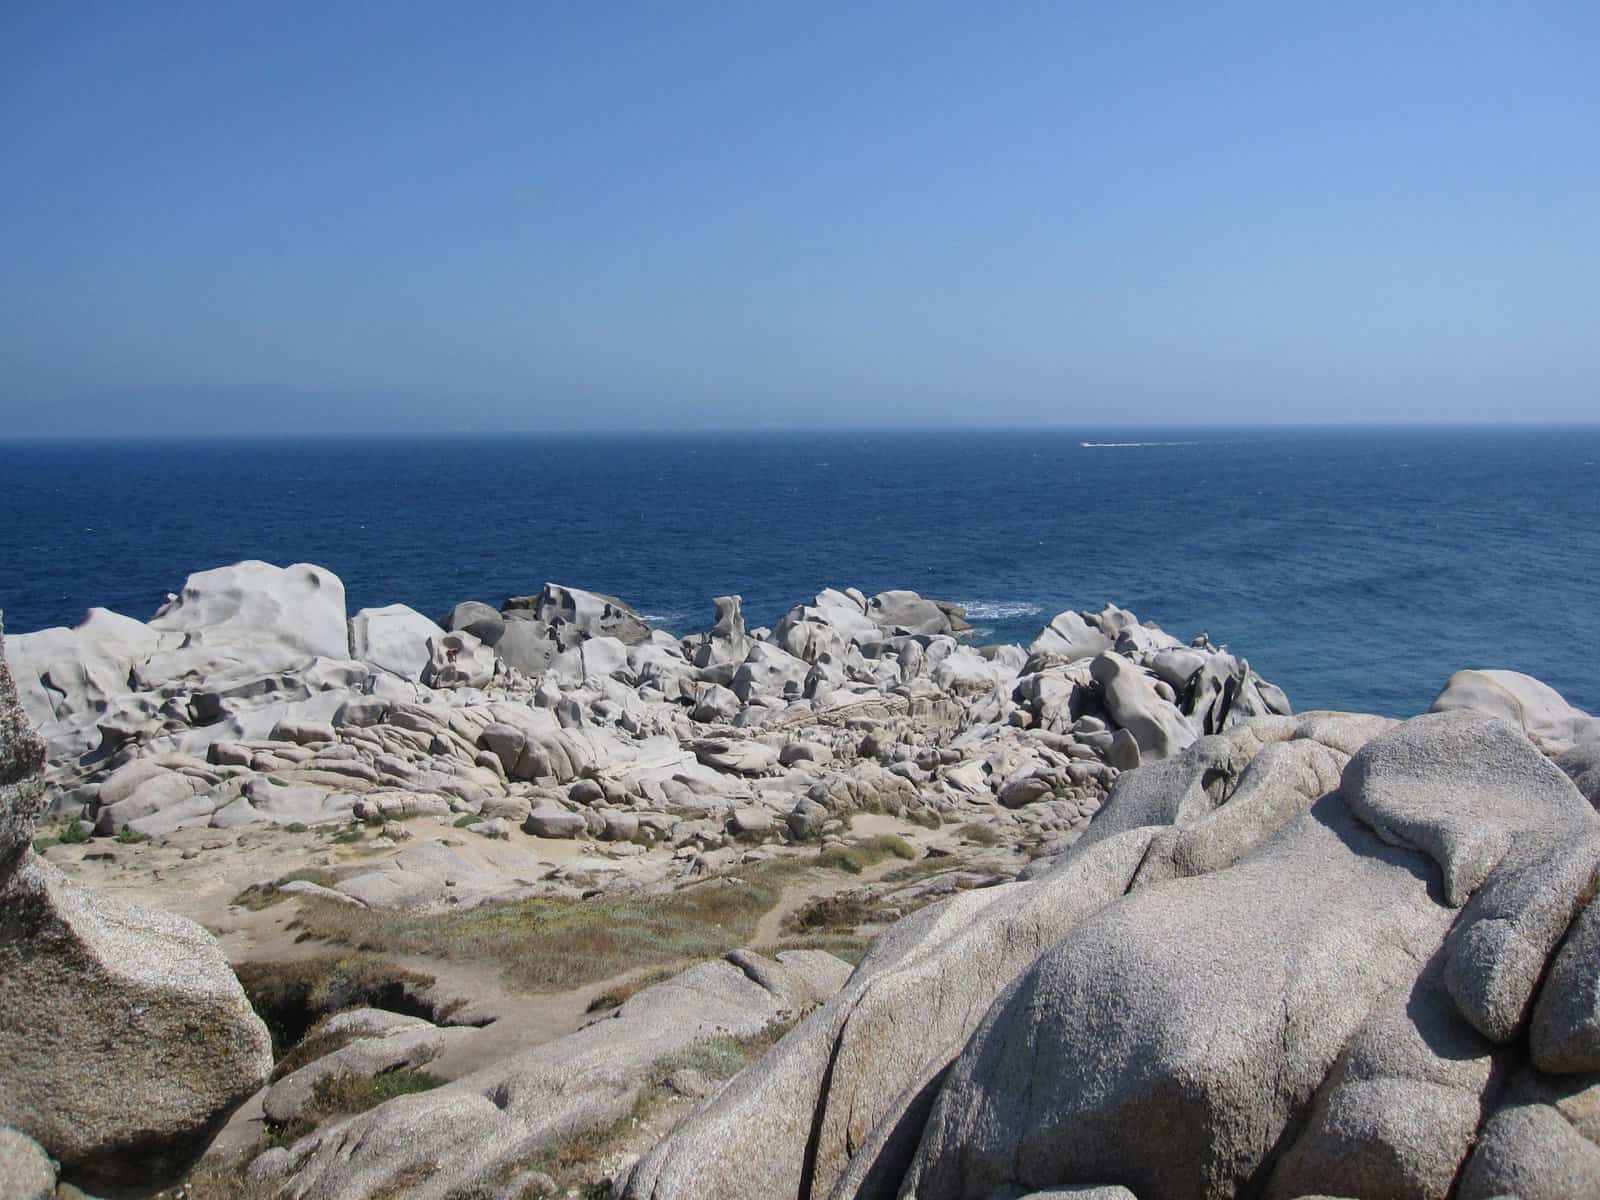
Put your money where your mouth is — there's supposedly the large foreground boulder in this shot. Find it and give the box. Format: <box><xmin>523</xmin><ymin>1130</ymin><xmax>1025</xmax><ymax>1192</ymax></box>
<box><xmin>0</xmin><ymin>857</ymin><xmax>275</xmax><ymax>1184</ymax></box>
<box><xmin>903</xmin><ymin>792</ymin><xmax>1455</xmax><ymax>1200</ymax></box>
<box><xmin>0</xmin><ymin>614</ymin><xmax>47</xmax><ymax>875</ymax></box>
<box><xmin>625</xmin><ymin>703</ymin><xmax>1600</xmax><ymax>1200</ymax></box>
<box><xmin>0</xmin><ymin>1126</ymin><xmax>56</xmax><ymax>1200</ymax></box>
<box><xmin>0</xmin><ymin>620</ymin><xmax>273</xmax><ymax>1187</ymax></box>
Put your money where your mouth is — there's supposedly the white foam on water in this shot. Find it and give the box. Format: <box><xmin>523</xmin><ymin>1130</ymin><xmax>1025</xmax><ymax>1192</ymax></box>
<box><xmin>958</xmin><ymin>599</ymin><xmax>1045</xmax><ymax>621</ymax></box>
<box><xmin>639</xmin><ymin>610</ymin><xmax>694</xmax><ymax>626</ymax></box>
<box><xmin>1080</xmin><ymin>440</ymin><xmax>1201</xmax><ymax>448</ymax></box>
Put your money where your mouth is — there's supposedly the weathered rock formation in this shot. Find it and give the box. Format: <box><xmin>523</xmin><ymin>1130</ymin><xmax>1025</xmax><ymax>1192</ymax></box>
<box><xmin>11</xmin><ymin>563</ymin><xmax>1283</xmax><ymax>912</ymax></box>
<box><xmin>0</xmin><ymin>615</ymin><xmax>274</xmax><ymax>1188</ymax></box>
<box><xmin>250</xmin><ymin>949</ymin><xmax>851</xmax><ymax>1200</ymax></box>
<box><xmin>623</xmin><ymin>704</ymin><xmax>1600</xmax><ymax>1200</ymax></box>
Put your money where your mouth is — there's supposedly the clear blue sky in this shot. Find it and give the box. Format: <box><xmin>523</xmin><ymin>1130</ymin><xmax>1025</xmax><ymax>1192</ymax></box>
<box><xmin>2</xmin><ymin>2</ymin><xmax>1596</xmax><ymax>433</ymax></box>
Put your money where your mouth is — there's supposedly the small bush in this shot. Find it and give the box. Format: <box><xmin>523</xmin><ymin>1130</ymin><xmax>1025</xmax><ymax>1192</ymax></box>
<box><xmin>285</xmin><ymin>821</ymin><xmax>309</xmax><ymax>833</ymax></box>
<box><xmin>957</xmin><ymin>822</ymin><xmax>1002</xmax><ymax>847</ymax></box>
<box><xmin>233</xmin><ymin>867</ymin><xmax>339</xmax><ymax>911</ymax></box>
<box><xmin>331</xmin><ymin>828</ymin><xmax>365</xmax><ymax>844</ymax></box>
<box><xmin>495</xmin><ymin>1019</ymin><xmax>797</xmax><ymax>1196</ymax></box>
<box><xmin>882</xmin><ymin>858</ymin><xmax>961</xmax><ymax>884</ymax></box>
<box><xmin>815</xmin><ymin>834</ymin><xmax>916</xmax><ymax>874</ymax></box>
<box><xmin>787</xmin><ymin>892</ymin><xmax>874</xmax><ymax>933</ymax></box>
<box><xmin>265</xmin><ymin>1067</ymin><xmax>443</xmax><ymax>1149</ymax></box>
<box><xmin>314</xmin><ymin>1066</ymin><xmax>442</xmax><ymax>1116</ymax></box>
<box><xmin>653</xmin><ymin>1019</ymin><xmax>794</xmax><ymax>1082</ymax></box>
<box><xmin>868</xmin><ymin>834</ymin><xmax>917</xmax><ymax>860</ymax></box>
<box><xmin>453</xmin><ymin>813</ymin><xmax>484</xmax><ymax>827</ymax></box>
<box><xmin>115</xmin><ymin>826</ymin><xmax>151</xmax><ymax>844</ymax></box>
<box><xmin>906</xmin><ymin>808</ymin><xmax>943</xmax><ymax>830</ymax></box>
<box><xmin>33</xmin><ymin>819</ymin><xmax>92</xmax><ymax>853</ymax></box>
<box><xmin>762</xmin><ymin>933</ymin><xmax>871</xmax><ymax>963</ymax></box>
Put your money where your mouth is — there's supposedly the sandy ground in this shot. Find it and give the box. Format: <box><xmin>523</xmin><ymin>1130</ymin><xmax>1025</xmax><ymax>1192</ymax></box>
<box><xmin>48</xmin><ymin>810</ymin><xmax>1003</xmax><ymax>1176</ymax></box>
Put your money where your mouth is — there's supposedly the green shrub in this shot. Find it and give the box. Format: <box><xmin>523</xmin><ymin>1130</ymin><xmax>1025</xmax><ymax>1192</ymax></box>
<box><xmin>232</xmin><ymin>867</ymin><xmax>339</xmax><ymax>911</ymax></box>
<box><xmin>957</xmin><ymin>821</ymin><xmax>1002</xmax><ymax>847</ymax></box>
<box><xmin>32</xmin><ymin>819</ymin><xmax>91</xmax><ymax>852</ymax></box>
<box><xmin>815</xmin><ymin>834</ymin><xmax>916</xmax><ymax>874</ymax></box>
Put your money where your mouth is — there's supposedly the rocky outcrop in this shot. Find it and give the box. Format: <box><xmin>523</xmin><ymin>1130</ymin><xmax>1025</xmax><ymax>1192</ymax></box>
<box><xmin>252</xmin><ymin>950</ymin><xmax>852</xmax><ymax>1200</ymax></box>
<box><xmin>13</xmin><ymin>563</ymin><xmax>1287</xmax><ymax>912</ymax></box>
<box><xmin>0</xmin><ymin>613</ymin><xmax>47</xmax><ymax>880</ymax></box>
<box><xmin>0</xmin><ymin>617</ymin><xmax>274</xmax><ymax>1189</ymax></box>
<box><xmin>622</xmin><ymin>701</ymin><xmax>1600</xmax><ymax>1200</ymax></box>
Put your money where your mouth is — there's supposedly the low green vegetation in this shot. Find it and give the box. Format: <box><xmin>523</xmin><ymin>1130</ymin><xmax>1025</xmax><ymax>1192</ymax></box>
<box><xmin>957</xmin><ymin>821</ymin><xmax>1003</xmax><ymax>847</ymax></box>
<box><xmin>266</xmin><ymin>1068</ymin><xmax>443</xmax><ymax>1148</ymax></box>
<box><xmin>453</xmin><ymin>813</ymin><xmax>484</xmax><ymax>827</ymax></box>
<box><xmin>760</xmin><ymin>931</ymin><xmax>871</xmax><ymax>963</ymax></box>
<box><xmin>32</xmin><ymin>818</ymin><xmax>91</xmax><ymax>852</ymax></box>
<box><xmin>787</xmin><ymin>891</ymin><xmax>874</xmax><ymax>933</ymax></box>
<box><xmin>814</xmin><ymin>833</ymin><xmax>917</xmax><ymax>874</ymax></box>
<box><xmin>331</xmin><ymin>828</ymin><xmax>365</xmax><ymax>844</ymax></box>
<box><xmin>232</xmin><ymin>867</ymin><xmax>339</xmax><ymax>911</ymax></box>
<box><xmin>881</xmin><ymin>856</ymin><xmax>964</xmax><ymax>885</ymax></box>
<box><xmin>114</xmin><ymin>826</ymin><xmax>152</xmax><ymax>844</ymax></box>
<box><xmin>290</xmin><ymin>859</ymin><xmax>808</xmax><ymax>993</ymax></box>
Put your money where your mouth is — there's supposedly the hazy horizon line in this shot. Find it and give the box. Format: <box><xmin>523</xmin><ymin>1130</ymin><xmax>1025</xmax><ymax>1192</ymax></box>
<box><xmin>5</xmin><ymin>419</ymin><xmax>1600</xmax><ymax>443</ymax></box>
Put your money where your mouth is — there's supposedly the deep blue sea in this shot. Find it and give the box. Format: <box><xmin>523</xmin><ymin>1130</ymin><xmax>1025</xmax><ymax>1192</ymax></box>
<box><xmin>1</xmin><ymin>428</ymin><xmax>1596</xmax><ymax>718</ymax></box>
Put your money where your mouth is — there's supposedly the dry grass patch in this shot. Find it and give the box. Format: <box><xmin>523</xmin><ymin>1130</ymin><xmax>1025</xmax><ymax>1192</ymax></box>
<box><xmin>267</xmin><ymin>1067</ymin><xmax>443</xmax><ymax>1147</ymax></box>
<box><xmin>477</xmin><ymin>1019</ymin><xmax>798</xmax><ymax>1199</ymax></box>
<box><xmin>290</xmin><ymin>860</ymin><xmax>809</xmax><ymax>993</ymax></box>
<box><xmin>761</xmin><ymin>932</ymin><xmax>872</xmax><ymax>963</ymax></box>
<box><xmin>957</xmin><ymin>821</ymin><xmax>1003</xmax><ymax>847</ymax></box>
<box><xmin>155</xmin><ymin>1161</ymin><xmax>282</xmax><ymax>1200</ymax></box>
<box><xmin>585</xmin><ymin>965</ymin><xmax>680</xmax><ymax>1013</ymax></box>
